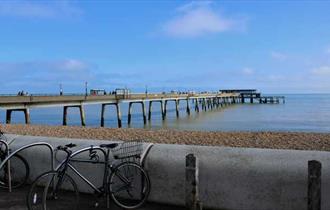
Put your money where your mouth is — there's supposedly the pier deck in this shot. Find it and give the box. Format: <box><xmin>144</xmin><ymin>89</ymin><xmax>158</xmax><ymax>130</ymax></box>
<box><xmin>0</xmin><ymin>91</ymin><xmax>284</xmax><ymax>127</ymax></box>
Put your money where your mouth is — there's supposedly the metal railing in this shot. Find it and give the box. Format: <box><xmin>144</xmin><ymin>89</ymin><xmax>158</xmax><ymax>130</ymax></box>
<box><xmin>0</xmin><ymin>136</ymin><xmax>55</xmax><ymax>192</ymax></box>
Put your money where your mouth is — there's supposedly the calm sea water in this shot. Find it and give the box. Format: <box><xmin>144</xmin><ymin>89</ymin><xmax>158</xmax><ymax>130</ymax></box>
<box><xmin>1</xmin><ymin>94</ymin><xmax>330</xmax><ymax>132</ymax></box>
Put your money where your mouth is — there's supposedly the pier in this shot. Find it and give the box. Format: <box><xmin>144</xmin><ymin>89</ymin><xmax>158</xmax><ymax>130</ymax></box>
<box><xmin>0</xmin><ymin>90</ymin><xmax>284</xmax><ymax>128</ymax></box>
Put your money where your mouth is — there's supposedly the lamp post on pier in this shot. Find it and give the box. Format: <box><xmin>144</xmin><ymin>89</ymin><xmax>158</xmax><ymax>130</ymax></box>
<box><xmin>85</xmin><ymin>81</ymin><xmax>88</xmax><ymax>96</ymax></box>
<box><xmin>59</xmin><ymin>83</ymin><xmax>63</xmax><ymax>96</ymax></box>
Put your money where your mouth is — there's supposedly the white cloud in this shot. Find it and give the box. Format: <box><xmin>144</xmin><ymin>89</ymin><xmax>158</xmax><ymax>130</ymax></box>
<box><xmin>267</xmin><ymin>74</ymin><xmax>285</xmax><ymax>81</ymax></box>
<box><xmin>270</xmin><ymin>51</ymin><xmax>288</xmax><ymax>61</ymax></box>
<box><xmin>242</xmin><ymin>67</ymin><xmax>254</xmax><ymax>75</ymax></box>
<box><xmin>58</xmin><ymin>59</ymin><xmax>89</xmax><ymax>72</ymax></box>
<box><xmin>0</xmin><ymin>1</ymin><xmax>82</xmax><ymax>18</ymax></box>
<box><xmin>326</xmin><ymin>47</ymin><xmax>330</xmax><ymax>54</ymax></box>
<box><xmin>162</xmin><ymin>1</ymin><xmax>246</xmax><ymax>38</ymax></box>
<box><xmin>176</xmin><ymin>1</ymin><xmax>212</xmax><ymax>12</ymax></box>
<box><xmin>311</xmin><ymin>66</ymin><xmax>330</xmax><ymax>76</ymax></box>
<box><xmin>0</xmin><ymin>59</ymin><xmax>92</xmax><ymax>81</ymax></box>
<box><xmin>0</xmin><ymin>59</ymin><xmax>95</xmax><ymax>92</ymax></box>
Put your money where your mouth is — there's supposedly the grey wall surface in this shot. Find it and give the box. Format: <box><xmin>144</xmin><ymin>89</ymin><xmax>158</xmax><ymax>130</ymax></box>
<box><xmin>2</xmin><ymin>134</ymin><xmax>330</xmax><ymax>210</ymax></box>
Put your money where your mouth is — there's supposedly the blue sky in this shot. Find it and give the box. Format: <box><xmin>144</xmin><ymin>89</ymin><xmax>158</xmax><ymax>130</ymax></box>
<box><xmin>1</xmin><ymin>0</ymin><xmax>330</xmax><ymax>94</ymax></box>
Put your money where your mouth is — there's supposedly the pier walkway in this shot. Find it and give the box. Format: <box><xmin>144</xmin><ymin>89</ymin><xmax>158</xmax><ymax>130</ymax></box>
<box><xmin>0</xmin><ymin>91</ymin><xmax>284</xmax><ymax>128</ymax></box>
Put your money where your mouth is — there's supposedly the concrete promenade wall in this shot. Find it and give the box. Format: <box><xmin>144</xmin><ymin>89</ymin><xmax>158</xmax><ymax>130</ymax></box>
<box><xmin>4</xmin><ymin>134</ymin><xmax>330</xmax><ymax>210</ymax></box>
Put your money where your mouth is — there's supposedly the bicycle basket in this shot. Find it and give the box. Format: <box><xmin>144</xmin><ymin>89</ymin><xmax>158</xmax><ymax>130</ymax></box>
<box><xmin>111</xmin><ymin>140</ymin><xmax>143</xmax><ymax>160</ymax></box>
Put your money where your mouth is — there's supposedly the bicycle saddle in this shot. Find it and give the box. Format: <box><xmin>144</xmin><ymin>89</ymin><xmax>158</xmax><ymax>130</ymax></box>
<box><xmin>65</xmin><ymin>143</ymin><xmax>77</xmax><ymax>148</ymax></box>
<box><xmin>100</xmin><ymin>143</ymin><xmax>118</xmax><ymax>149</ymax></box>
<box><xmin>57</xmin><ymin>143</ymin><xmax>77</xmax><ymax>150</ymax></box>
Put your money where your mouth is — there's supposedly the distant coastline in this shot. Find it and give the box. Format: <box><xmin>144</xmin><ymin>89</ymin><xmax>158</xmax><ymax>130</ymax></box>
<box><xmin>2</xmin><ymin>124</ymin><xmax>330</xmax><ymax>152</ymax></box>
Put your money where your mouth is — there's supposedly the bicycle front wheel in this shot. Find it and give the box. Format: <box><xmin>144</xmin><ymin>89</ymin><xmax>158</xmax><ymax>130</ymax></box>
<box><xmin>27</xmin><ymin>171</ymin><xmax>79</xmax><ymax>210</ymax></box>
<box><xmin>0</xmin><ymin>154</ymin><xmax>29</xmax><ymax>189</ymax></box>
<box><xmin>109</xmin><ymin>162</ymin><xmax>150</xmax><ymax>209</ymax></box>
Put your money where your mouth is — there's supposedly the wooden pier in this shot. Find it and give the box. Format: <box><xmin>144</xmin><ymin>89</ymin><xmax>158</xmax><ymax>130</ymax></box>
<box><xmin>0</xmin><ymin>90</ymin><xmax>284</xmax><ymax>128</ymax></box>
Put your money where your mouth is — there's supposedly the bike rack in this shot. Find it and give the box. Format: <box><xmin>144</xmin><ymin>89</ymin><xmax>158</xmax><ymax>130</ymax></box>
<box><xmin>140</xmin><ymin>143</ymin><xmax>154</xmax><ymax>168</ymax></box>
<box><xmin>0</xmin><ymin>140</ymin><xmax>55</xmax><ymax>193</ymax></box>
<box><xmin>0</xmin><ymin>137</ymin><xmax>153</xmax><ymax>193</ymax></box>
<box><xmin>0</xmin><ymin>139</ymin><xmax>11</xmax><ymax>191</ymax></box>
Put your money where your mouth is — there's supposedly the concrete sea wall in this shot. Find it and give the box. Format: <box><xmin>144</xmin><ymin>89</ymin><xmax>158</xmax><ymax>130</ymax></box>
<box><xmin>3</xmin><ymin>134</ymin><xmax>330</xmax><ymax>210</ymax></box>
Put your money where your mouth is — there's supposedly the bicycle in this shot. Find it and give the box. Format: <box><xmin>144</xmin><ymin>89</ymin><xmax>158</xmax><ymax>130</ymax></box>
<box><xmin>0</xmin><ymin>130</ymin><xmax>30</xmax><ymax>189</ymax></box>
<box><xmin>27</xmin><ymin>140</ymin><xmax>151</xmax><ymax>210</ymax></box>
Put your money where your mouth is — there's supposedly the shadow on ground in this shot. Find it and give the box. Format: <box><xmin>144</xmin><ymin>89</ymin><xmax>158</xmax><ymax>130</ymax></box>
<box><xmin>0</xmin><ymin>186</ymin><xmax>185</xmax><ymax>210</ymax></box>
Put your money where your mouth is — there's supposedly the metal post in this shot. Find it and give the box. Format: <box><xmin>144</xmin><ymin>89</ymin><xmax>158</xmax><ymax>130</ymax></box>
<box><xmin>185</xmin><ymin>154</ymin><xmax>201</xmax><ymax>210</ymax></box>
<box><xmin>308</xmin><ymin>160</ymin><xmax>322</xmax><ymax>210</ymax></box>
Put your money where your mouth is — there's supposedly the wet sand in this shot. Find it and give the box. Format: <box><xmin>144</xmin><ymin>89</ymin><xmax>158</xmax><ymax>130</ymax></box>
<box><xmin>1</xmin><ymin>124</ymin><xmax>330</xmax><ymax>151</ymax></box>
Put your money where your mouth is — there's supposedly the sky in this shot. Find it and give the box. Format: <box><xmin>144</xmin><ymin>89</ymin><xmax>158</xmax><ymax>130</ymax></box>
<box><xmin>1</xmin><ymin>0</ymin><xmax>330</xmax><ymax>94</ymax></box>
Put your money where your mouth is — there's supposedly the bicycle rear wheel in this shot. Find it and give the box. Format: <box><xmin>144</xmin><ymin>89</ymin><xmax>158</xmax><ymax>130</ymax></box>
<box><xmin>0</xmin><ymin>154</ymin><xmax>29</xmax><ymax>189</ymax></box>
<box><xmin>109</xmin><ymin>162</ymin><xmax>150</xmax><ymax>209</ymax></box>
<box><xmin>27</xmin><ymin>171</ymin><xmax>79</xmax><ymax>210</ymax></box>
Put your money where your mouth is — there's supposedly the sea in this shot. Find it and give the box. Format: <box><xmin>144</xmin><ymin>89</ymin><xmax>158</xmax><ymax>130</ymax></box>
<box><xmin>1</xmin><ymin>94</ymin><xmax>330</xmax><ymax>133</ymax></box>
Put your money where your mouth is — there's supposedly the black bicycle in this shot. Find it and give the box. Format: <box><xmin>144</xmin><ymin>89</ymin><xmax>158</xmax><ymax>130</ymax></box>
<box><xmin>27</xmin><ymin>141</ymin><xmax>151</xmax><ymax>210</ymax></box>
<box><xmin>0</xmin><ymin>130</ymin><xmax>30</xmax><ymax>189</ymax></box>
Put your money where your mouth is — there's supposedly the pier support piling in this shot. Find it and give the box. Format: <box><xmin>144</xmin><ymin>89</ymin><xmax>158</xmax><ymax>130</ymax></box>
<box><xmin>116</xmin><ymin>103</ymin><xmax>122</xmax><ymax>127</ymax></box>
<box><xmin>128</xmin><ymin>103</ymin><xmax>132</xmax><ymax>124</ymax></box>
<box><xmin>186</xmin><ymin>99</ymin><xmax>191</xmax><ymax>115</ymax></box>
<box><xmin>63</xmin><ymin>106</ymin><xmax>68</xmax><ymax>126</ymax></box>
<box><xmin>148</xmin><ymin>100</ymin><xmax>165</xmax><ymax>121</ymax></box>
<box><xmin>148</xmin><ymin>101</ymin><xmax>153</xmax><ymax>120</ymax></box>
<box><xmin>164</xmin><ymin>99</ymin><xmax>179</xmax><ymax>117</ymax></box>
<box><xmin>100</xmin><ymin>103</ymin><xmax>122</xmax><ymax>128</ymax></box>
<box><xmin>161</xmin><ymin>100</ymin><xmax>165</xmax><ymax>120</ymax></box>
<box><xmin>128</xmin><ymin>101</ymin><xmax>146</xmax><ymax>125</ymax></box>
<box><xmin>142</xmin><ymin>101</ymin><xmax>147</xmax><ymax>124</ymax></box>
<box><xmin>207</xmin><ymin>99</ymin><xmax>211</xmax><ymax>109</ymax></box>
<box><xmin>194</xmin><ymin>99</ymin><xmax>199</xmax><ymax>112</ymax></box>
<box><xmin>63</xmin><ymin>105</ymin><xmax>85</xmax><ymax>126</ymax></box>
<box><xmin>202</xmin><ymin>98</ymin><xmax>207</xmax><ymax>111</ymax></box>
<box><xmin>79</xmin><ymin>105</ymin><xmax>86</xmax><ymax>126</ymax></box>
<box><xmin>5</xmin><ymin>108</ymin><xmax>30</xmax><ymax>124</ymax></box>
<box><xmin>164</xmin><ymin>100</ymin><xmax>168</xmax><ymax>117</ymax></box>
<box><xmin>175</xmin><ymin>100</ymin><xmax>179</xmax><ymax>117</ymax></box>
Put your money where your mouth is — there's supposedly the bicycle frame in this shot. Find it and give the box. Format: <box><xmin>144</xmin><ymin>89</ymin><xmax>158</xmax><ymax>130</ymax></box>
<box><xmin>45</xmin><ymin>142</ymin><xmax>153</xmax><ymax>209</ymax></box>
<box><xmin>55</xmin><ymin>146</ymin><xmax>111</xmax><ymax>195</ymax></box>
